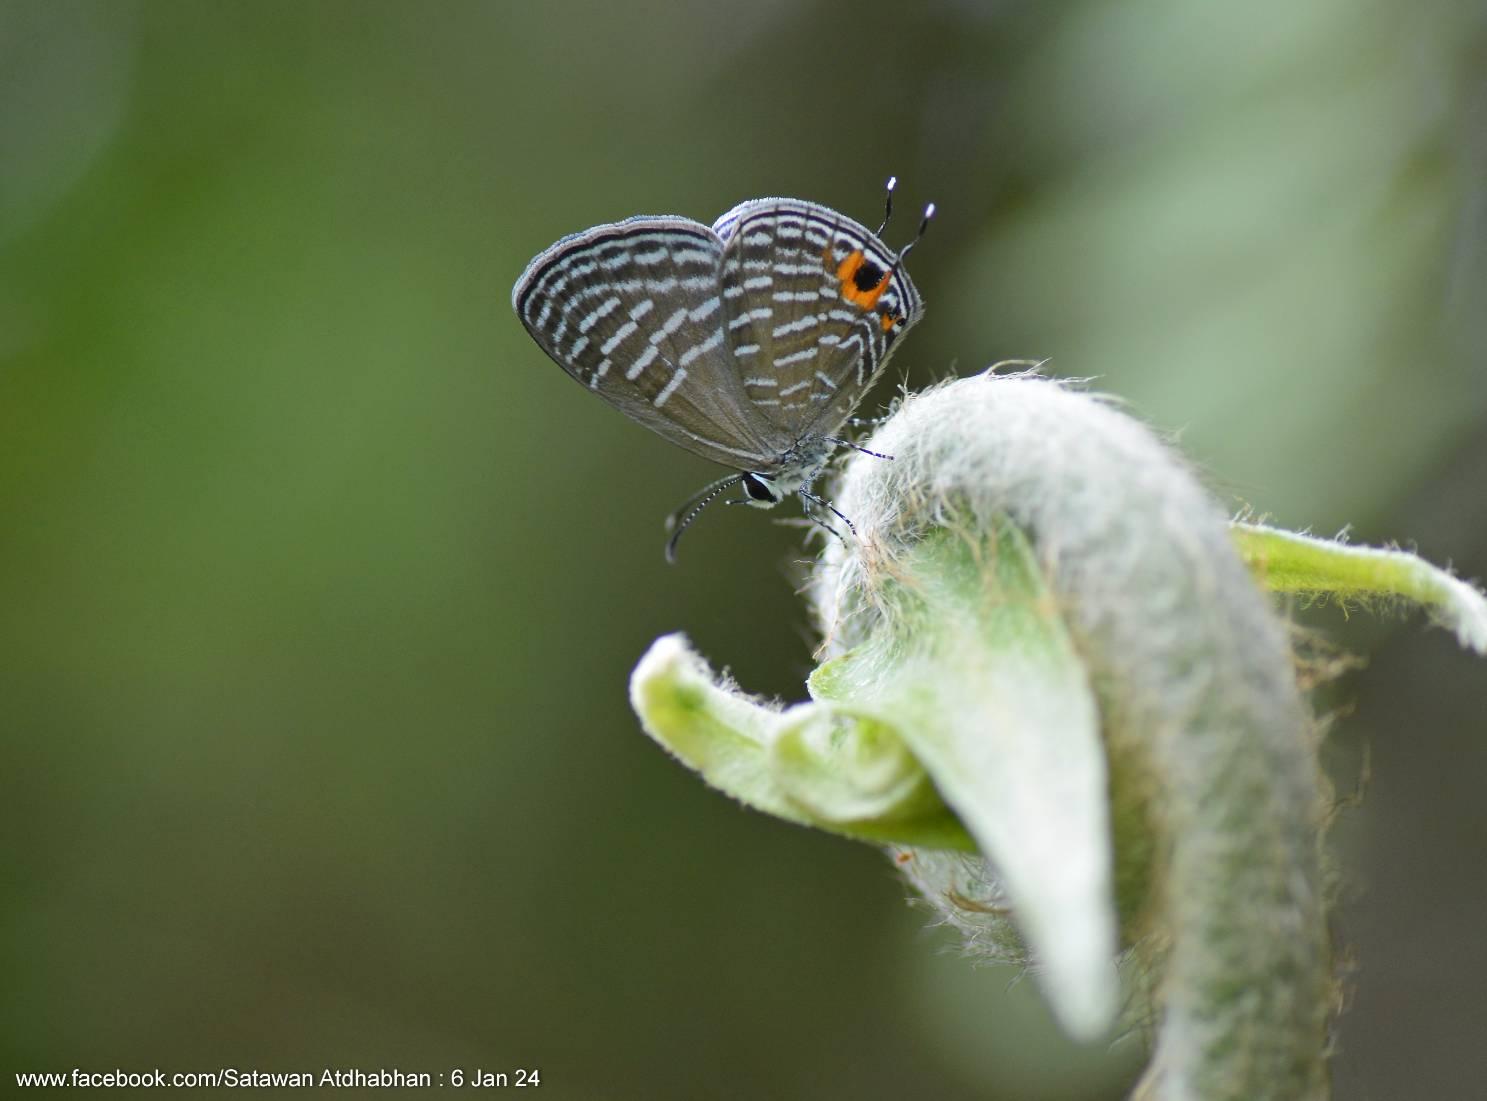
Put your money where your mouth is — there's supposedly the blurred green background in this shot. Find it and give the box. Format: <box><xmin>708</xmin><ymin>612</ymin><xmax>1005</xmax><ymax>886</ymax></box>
<box><xmin>2</xmin><ymin>2</ymin><xmax>1484</xmax><ymax>1098</ymax></box>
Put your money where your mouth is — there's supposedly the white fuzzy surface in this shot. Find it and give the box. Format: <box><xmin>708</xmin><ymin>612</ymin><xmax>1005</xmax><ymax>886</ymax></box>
<box><xmin>812</xmin><ymin>372</ymin><xmax>1330</xmax><ymax>1100</ymax></box>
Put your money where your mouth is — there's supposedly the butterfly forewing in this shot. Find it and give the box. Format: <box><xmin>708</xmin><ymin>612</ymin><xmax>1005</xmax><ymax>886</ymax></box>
<box><xmin>513</xmin><ymin>217</ymin><xmax>777</xmax><ymax>469</ymax></box>
<box><xmin>713</xmin><ymin>199</ymin><xmax>924</xmax><ymax>443</ymax></box>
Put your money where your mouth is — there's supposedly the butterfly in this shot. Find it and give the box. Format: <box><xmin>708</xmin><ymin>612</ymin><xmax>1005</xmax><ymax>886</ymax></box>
<box><xmin>512</xmin><ymin>179</ymin><xmax>931</xmax><ymax>561</ymax></box>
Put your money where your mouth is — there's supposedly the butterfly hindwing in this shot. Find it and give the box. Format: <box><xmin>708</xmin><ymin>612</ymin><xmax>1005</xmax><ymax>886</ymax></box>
<box><xmin>713</xmin><ymin>199</ymin><xmax>924</xmax><ymax>442</ymax></box>
<box><xmin>513</xmin><ymin>216</ymin><xmax>778</xmax><ymax>469</ymax></box>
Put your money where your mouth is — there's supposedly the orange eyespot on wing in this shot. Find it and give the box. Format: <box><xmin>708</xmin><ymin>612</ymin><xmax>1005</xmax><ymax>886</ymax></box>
<box><xmin>831</xmin><ymin>249</ymin><xmax>892</xmax><ymax>310</ymax></box>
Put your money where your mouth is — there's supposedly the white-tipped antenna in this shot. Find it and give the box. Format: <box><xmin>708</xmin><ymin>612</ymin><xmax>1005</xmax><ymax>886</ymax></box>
<box><xmin>895</xmin><ymin>202</ymin><xmax>935</xmax><ymax>265</ymax></box>
<box><xmin>875</xmin><ymin>175</ymin><xmax>898</xmax><ymax>237</ymax></box>
<box><xmin>888</xmin><ymin>201</ymin><xmax>935</xmax><ymax>278</ymax></box>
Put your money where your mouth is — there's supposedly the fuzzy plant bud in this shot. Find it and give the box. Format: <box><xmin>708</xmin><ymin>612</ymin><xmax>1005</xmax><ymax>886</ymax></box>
<box><xmin>631</xmin><ymin>370</ymin><xmax>1486</xmax><ymax>1101</ymax></box>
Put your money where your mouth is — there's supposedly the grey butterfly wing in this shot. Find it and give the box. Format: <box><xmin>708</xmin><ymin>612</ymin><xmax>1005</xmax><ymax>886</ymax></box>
<box><xmin>512</xmin><ymin>216</ymin><xmax>779</xmax><ymax>470</ymax></box>
<box><xmin>712</xmin><ymin>198</ymin><xmax>924</xmax><ymax>442</ymax></box>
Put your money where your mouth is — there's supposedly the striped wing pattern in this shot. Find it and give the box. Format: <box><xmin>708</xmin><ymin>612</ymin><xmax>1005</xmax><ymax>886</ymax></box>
<box><xmin>512</xmin><ymin>216</ymin><xmax>776</xmax><ymax>469</ymax></box>
<box><xmin>513</xmin><ymin>198</ymin><xmax>925</xmax><ymax>475</ymax></box>
<box><xmin>713</xmin><ymin>199</ymin><xmax>924</xmax><ymax>442</ymax></box>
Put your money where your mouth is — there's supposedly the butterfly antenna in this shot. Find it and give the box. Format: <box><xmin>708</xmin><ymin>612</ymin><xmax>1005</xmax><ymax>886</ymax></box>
<box><xmin>664</xmin><ymin>474</ymin><xmax>743</xmax><ymax>563</ymax></box>
<box><xmin>893</xmin><ymin>202</ymin><xmax>936</xmax><ymax>270</ymax></box>
<box><xmin>875</xmin><ymin>175</ymin><xmax>897</xmax><ymax>237</ymax></box>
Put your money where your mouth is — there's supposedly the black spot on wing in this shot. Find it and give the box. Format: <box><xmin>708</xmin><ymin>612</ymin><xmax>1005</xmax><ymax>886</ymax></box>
<box><xmin>852</xmin><ymin>258</ymin><xmax>885</xmax><ymax>292</ymax></box>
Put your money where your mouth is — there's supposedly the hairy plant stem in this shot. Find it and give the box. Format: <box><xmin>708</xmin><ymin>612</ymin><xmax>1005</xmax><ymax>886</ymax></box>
<box><xmin>813</xmin><ymin>373</ymin><xmax>1331</xmax><ymax>1100</ymax></box>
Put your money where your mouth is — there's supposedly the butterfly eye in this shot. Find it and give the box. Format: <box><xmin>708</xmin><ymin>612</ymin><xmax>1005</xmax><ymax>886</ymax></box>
<box><xmin>741</xmin><ymin>472</ymin><xmax>780</xmax><ymax>504</ymax></box>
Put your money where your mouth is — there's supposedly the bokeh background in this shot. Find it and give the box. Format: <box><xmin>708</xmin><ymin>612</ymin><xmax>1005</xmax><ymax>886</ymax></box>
<box><xmin>3</xmin><ymin>2</ymin><xmax>1484</xmax><ymax>1097</ymax></box>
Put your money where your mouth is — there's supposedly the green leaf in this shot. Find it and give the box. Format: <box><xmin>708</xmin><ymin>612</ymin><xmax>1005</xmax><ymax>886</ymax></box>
<box><xmin>631</xmin><ymin>518</ymin><xmax>1119</xmax><ymax>1041</ymax></box>
<box><xmin>1234</xmin><ymin>521</ymin><xmax>1487</xmax><ymax>654</ymax></box>
<box><xmin>808</xmin><ymin>522</ymin><xmax>1117</xmax><ymax>1041</ymax></box>
<box><xmin>629</xmin><ymin>634</ymin><xmax>973</xmax><ymax>851</ymax></box>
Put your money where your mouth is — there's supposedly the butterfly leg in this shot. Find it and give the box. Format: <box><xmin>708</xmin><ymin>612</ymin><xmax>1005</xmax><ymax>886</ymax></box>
<box><xmin>820</xmin><ymin>436</ymin><xmax>894</xmax><ymax>462</ymax></box>
<box><xmin>845</xmin><ymin>396</ymin><xmax>903</xmax><ymax>429</ymax></box>
<box><xmin>794</xmin><ymin>506</ymin><xmax>848</xmax><ymax>547</ymax></box>
<box><xmin>798</xmin><ymin>489</ymin><xmax>856</xmax><ymax>545</ymax></box>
